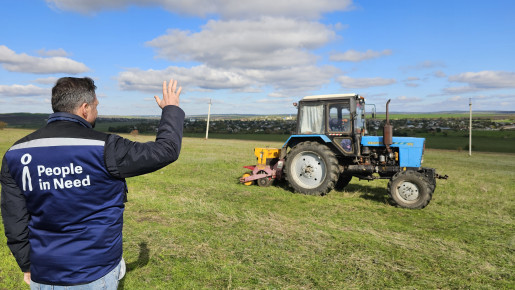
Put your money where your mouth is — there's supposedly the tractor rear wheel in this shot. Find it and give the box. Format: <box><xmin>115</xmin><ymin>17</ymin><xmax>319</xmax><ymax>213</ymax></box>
<box><xmin>285</xmin><ymin>141</ymin><xmax>339</xmax><ymax>195</ymax></box>
<box><xmin>335</xmin><ymin>174</ymin><xmax>352</xmax><ymax>191</ymax></box>
<box><xmin>387</xmin><ymin>171</ymin><xmax>433</xmax><ymax>209</ymax></box>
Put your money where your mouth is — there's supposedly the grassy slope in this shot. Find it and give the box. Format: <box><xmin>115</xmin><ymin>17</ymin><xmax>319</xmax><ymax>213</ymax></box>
<box><xmin>417</xmin><ymin>131</ymin><xmax>515</xmax><ymax>153</ymax></box>
<box><xmin>0</xmin><ymin>129</ymin><xmax>513</xmax><ymax>289</ymax></box>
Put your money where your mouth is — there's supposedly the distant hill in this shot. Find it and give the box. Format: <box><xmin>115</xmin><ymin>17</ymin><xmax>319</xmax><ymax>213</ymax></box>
<box><xmin>0</xmin><ymin>113</ymin><xmax>49</xmax><ymax>128</ymax></box>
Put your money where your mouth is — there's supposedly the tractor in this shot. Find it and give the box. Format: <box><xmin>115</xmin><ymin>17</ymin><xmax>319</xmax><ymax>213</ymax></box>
<box><xmin>240</xmin><ymin>94</ymin><xmax>447</xmax><ymax>209</ymax></box>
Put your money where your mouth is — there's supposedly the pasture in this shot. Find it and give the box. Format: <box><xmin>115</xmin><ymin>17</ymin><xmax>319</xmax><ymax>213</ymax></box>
<box><xmin>0</xmin><ymin>128</ymin><xmax>513</xmax><ymax>289</ymax></box>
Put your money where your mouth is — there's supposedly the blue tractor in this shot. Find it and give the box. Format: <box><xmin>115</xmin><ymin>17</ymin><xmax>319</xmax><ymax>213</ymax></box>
<box><xmin>241</xmin><ymin>94</ymin><xmax>447</xmax><ymax>209</ymax></box>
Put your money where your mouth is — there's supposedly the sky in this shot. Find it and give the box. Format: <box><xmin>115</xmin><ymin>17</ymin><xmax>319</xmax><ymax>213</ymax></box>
<box><xmin>1</xmin><ymin>0</ymin><xmax>514</xmax><ymax>116</ymax></box>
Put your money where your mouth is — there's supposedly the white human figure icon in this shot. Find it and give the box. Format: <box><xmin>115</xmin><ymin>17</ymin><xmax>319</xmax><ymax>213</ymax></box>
<box><xmin>21</xmin><ymin>153</ymin><xmax>33</xmax><ymax>191</ymax></box>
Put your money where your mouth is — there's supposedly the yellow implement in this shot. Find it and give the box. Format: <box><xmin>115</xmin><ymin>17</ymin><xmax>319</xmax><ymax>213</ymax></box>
<box><xmin>240</xmin><ymin>147</ymin><xmax>283</xmax><ymax>187</ymax></box>
<box><xmin>254</xmin><ymin>148</ymin><xmax>280</xmax><ymax>166</ymax></box>
<box><xmin>241</xmin><ymin>173</ymin><xmax>253</xmax><ymax>186</ymax></box>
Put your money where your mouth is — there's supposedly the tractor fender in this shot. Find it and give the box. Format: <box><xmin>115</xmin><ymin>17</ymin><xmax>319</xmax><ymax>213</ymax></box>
<box><xmin>281</xmin><ymin>135</ymin><xmax>332</xmax><ymax>158</ymax></box>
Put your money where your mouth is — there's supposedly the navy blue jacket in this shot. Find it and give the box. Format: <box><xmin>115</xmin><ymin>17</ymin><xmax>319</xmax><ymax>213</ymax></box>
<box><xmin>1</xmin><ymin>105</ymin><xmax>184</xmax><ymax>285</ymax></box>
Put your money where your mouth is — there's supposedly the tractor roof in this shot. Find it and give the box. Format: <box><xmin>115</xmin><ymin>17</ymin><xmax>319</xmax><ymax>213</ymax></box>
<box><xmin>302</xmin><ymin>93</ymin><xmax>358</xmax><ymax>101</ymax></box>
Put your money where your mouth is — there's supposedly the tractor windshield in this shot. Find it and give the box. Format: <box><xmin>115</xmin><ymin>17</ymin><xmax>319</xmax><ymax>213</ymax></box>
<box><xmin>298</xmin><ymin>104</ymin><xmax>324</xmax><ymax>134</ymax></box>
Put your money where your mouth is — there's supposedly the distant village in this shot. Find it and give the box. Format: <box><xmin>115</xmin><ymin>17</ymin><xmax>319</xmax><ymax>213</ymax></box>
<box><xmin>179</xmin><ymin>116</ymin><xmax>515</xmax><ymax>136</ymax></box>
<box><xmin>104</xmin><ymin>115</ymin><xmax>515</xmax><ymax>135</ymax></box>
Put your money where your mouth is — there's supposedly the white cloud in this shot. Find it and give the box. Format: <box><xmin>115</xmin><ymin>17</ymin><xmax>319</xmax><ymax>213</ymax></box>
<box><xmin>0</xmin><ymin>96</ymin><xmax>52</xmax><ymax>114</ymax></box>
<box><xmin>449</xmin><ymin>70</ymin><xmax>515</xmax><ymax>89</ymax></box>
<box><xmin>0</xmin><ymin>84</ymin><xmax>49</xmax><ymax>97</ymax></box>
<box><xmin>337</xmin><ymin>76</ymin><xmax>396</xmax><ymax>88</ymax></box>
<box><xmin>34</xmin><ymin>77</ymin><xmax>60</xmax><ymax>85</ymax></box>
<box><xmin>45</xmin><ymin>0</ymin><xmax>352</xmax><ymax>19</ymax></box>
<box><xmin>37</xmin><ymin>48</ymin><xmax>69</xmax><ymax>57</ymax></box>
<box><xmin>46</xmin><ymin>0</ymin><xmax>352</xmax><ymax>109</ymax></box>
<box><xmin>396</xmin><ymin>96</ymin><xmax>421</xmax><ymax>102</ymax></box>
<box><xmin>118</xmin><ymin>63</ymin><xmax>338</xmax><ymax>97</ymax></box>
<box><xmin>330</xmin><ymin>49</ymin><xmax>392</xmax><ymax>62</ymax></box>
<box><xmin>256</xmin><ymin>97</ymin><xmax>293</xmax><ymax>104</ymax></box>
<box><xmin>433</xmin><ymin>70</ymin><xmax>446</xmax><ymax>78</ymax></box>
<box><xmin>118</xmin><ymin>65</ymin><xmax>254</xmax><ymax>92</ymax></box>
<box><xmin>401</xmin><ymin>60</ymin><xmax>446</xmax><ymax>71</ymax></box>
<box><xmin>147</xmin><ymin>17</ymin><xmax>335</xmax><ymax>70</ymax></box>
<box><xmin>122</xmin><ymin>17</ymin><xmax>340</xmax><ymax>96</ymax></box>
<box><xmin>444</xmin><ymin>70</ymin><xmax>515</xmax><ymax>95</ymax></box>
<box><xmin>403</xmin><ymin>77</ymin><xmax>420</xmax><ymax>87</ymax></box>
<box><xmin>442</xmin><ymin>86</ymin><xmax>481</xmax><ymax>95</ymax></box>
<box><xmin>253</xmin><ymin>65</ymin><xmax>339</xmax><ymax>96</ymax></box>
<box><xmin>470</xmin><ymin>94</ymin><xmax>515</xmax><ymax>111</ymax></box>
<box><xmin>0</xmin><ymin>45</ymin><xmax>89</xmax><ymax>74</ymax></box>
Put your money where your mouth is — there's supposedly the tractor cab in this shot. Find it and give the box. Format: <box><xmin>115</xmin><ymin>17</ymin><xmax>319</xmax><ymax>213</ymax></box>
<box><xmin>294</xmin><ymin>94</ymin><xmax>367</xmax><ymax>156</ymax></box>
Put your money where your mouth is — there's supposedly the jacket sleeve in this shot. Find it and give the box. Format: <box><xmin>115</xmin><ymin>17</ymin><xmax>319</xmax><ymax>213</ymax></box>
<box><xmin>105</xmin><ymin>105</ymin><xmax>185</xmax><ymax>178</ymax></box>
<box><xmin>0</xmin><ymin>155</ymin><xmax>31</xmax><ymax>272</ymax></box>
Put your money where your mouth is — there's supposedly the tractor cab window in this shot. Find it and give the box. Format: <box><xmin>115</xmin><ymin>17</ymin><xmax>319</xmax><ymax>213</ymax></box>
<box><xmin>355</xmin><ymin>102</ymin><xmax>365</xmax><ymax>133</ymax></box>
<box><xmin>328</xmin><ymin>104</ymin><xmax>351</xmax><ymax>132</ymax></box>
<box><xmin>298</xmin><ymin>104</ymin><xmax>324</xmax><ymax>134</ymax></box>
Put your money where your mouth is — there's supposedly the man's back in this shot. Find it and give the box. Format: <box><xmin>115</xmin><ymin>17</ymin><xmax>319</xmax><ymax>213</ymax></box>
<box><xmin>1</xmin><ymin>77</ymin><xmax>184</xmax><ymax>287</ymax></box>
<box><xmin>4</xmin><ymin>113</ymin><xmax>125</xmax><ymax>284</ymax></box>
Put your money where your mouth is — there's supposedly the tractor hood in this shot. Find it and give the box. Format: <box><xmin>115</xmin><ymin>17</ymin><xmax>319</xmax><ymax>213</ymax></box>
<box><xmin>361</xmin><ymin>136</ymin><xmax>426</xmax><ymax>167</ymax></box>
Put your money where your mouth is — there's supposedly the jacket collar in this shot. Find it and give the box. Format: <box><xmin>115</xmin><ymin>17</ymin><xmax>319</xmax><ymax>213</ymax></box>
<box><xmin>47</xmin><ymin>112</ymin><xmax>92</xmax><ymax>128</ymax></box>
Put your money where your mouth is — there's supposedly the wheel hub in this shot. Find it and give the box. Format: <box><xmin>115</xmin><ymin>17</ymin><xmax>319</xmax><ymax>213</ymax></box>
<box><xmin>292</xmin><ymin>152</ymin><xmax>326</xmax><ymax>189</ymax></box>
<box><xmin>302</xmin><ymin>165</ymin><xmax>314</xmax><ymax>177</ymax></box>
<box><xmin>397</xmin><ymin>181</ymin><xmax>420</xmax><ymax>201</ymax></box>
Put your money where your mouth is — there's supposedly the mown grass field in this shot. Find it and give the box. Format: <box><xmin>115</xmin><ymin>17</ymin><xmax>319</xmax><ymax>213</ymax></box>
<box><xmin>0</xmin><ymin>128</ymin><xmax>514</xmax><ymax>289</ymax></box>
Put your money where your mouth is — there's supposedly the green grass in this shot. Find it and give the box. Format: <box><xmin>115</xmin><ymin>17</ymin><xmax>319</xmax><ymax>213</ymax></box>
<box><xmin>0</xmin><ymin>129</ymin><xmax>514</xmax><ymax>288</ymax></box>
<box><xmin>415</xmin><ymin>131</ymin><xmax>515</xmax><ymax>153</ymax></box>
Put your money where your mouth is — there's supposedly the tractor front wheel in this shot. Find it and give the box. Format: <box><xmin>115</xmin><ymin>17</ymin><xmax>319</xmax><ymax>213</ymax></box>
<box><xmin>285</xmin><ymin>141</ymin><xmax>339</xmax><ymax>195</ymax></box>
<box><xmin>387</xmin><ymin>171</ymin><xmax>433</xmax><ymax>209</ymax></box>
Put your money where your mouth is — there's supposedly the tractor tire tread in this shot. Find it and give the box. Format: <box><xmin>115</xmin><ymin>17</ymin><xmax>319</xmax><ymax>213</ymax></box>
<box><xmin>284</xmin><ymin>141</ymin><xmax>339</xmax><ymax>196</ymax></box>
<box><xmin>387</xmin><ymin>170</ymin><xmax>433</xmax><ymax>209</ymax></box>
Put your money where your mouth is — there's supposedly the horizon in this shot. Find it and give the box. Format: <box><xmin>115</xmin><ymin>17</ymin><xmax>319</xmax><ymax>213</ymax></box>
<box><xmin>1</xmin><ymin>1</ymin><xmax>514</xmax><ymax>116</ymax></box>
<box><xmin>2</xmin><ymin>110</ymin><xmax>514</xmax><ymax>119</ymax></box>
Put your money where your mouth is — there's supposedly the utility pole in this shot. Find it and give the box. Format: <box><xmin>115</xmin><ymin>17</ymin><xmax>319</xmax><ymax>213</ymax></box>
<box><xmin>469</xmin><ymin>98</ymin><xmax>472</xmax><ymax>156</ymax></box>
<box><xmin>205</xmin><ymin>99</ymin><xmax>212</xmax><ymax>140</ymax></box>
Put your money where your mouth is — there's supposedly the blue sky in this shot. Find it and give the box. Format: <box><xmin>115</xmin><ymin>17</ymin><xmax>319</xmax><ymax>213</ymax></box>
<box><xmin>1</xmin><ymin>0</ymin><xmax>514</xmax><ymax>116</ymax></box>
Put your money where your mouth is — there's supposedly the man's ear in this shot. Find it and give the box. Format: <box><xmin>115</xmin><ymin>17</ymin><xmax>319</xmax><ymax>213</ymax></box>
<box><xmin>76</xmin><ymin>103</ymin><xmax>89</xmax><ymax>119</ymax></box>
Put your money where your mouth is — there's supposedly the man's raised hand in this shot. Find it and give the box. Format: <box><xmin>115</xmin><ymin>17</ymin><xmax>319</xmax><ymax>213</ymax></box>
<box><xmin>154</xmin><ymin>79</ymin><xmax>181</xmax><ymax>109</ymax></box>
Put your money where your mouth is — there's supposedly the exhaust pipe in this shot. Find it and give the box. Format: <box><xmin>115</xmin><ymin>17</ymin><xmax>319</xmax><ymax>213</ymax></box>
<box><xmin>383</xmin><ymin>99</ymin><xmax>393</xmax><ymax>151</ymax></box>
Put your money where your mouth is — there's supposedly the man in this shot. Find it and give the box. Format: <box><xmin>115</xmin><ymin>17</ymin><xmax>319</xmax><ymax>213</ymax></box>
<box><xmin>1</xmin><ymin>77</ymin><xmax>184</xmax><ymax>288</ymax></box>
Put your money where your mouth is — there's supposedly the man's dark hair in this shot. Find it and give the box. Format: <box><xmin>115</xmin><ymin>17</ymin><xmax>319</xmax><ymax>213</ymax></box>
<box><xmin>51</xmin><ymin>77</ymin><xmax>97</xmax><ymax>113</ymax></box>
